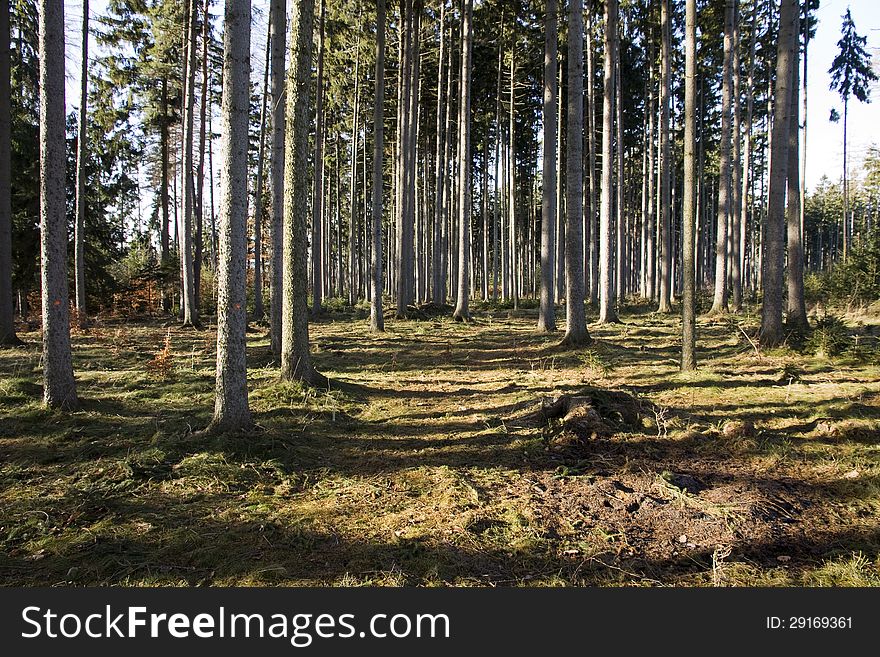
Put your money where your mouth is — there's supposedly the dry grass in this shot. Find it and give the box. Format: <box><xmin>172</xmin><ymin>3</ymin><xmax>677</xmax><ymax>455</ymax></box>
<box><xmin>1</xmin><ymin>301</ymin><xmax>879</xmax><ymax>586</ymax></box>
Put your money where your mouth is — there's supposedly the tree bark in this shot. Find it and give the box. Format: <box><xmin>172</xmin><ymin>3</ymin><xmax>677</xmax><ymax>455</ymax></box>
<box><xmin>730</xmin><ymin>2</ymin><xmax>743</xmax><ymax>312</ymax></box>
<box><xmin>657</xmin><ymin>0</ymin><xmax>672</xmax><ymax>313</ymax></box>
<box><xmin>252</xmin><ymin>13</ymin><xmax>271</xmax><ymax>321</ymax></box>
<box><xmin>38</xmin><ymin>0</ymin><xmax>78</xmax><ymax>408</ymax></box>
<box><xmin>74</xmin><ymin>0</ymin><xmax>88</xmax><ymax>327</ymax></box>
<box><xmin>268</xmin><ymin>0</ymin><xmax>285</xmax><ymax>356</ymax></box>
<box><xmin>452</xmin><ymin>0</ymin><xmax>473</xmax><ymax>321</ymax></box>
<box><xmin>370</xmin><ymin>0</ymin><xmax>386</xmax><ymax>332</ymax></box>
<box><xmin>710</xmin><ymin>0</ymin><xmax>734</xmax><ymax>314</ymax></box>
<box><xmin>311</xmin><ymin>0</ymin><xmax>325</xmax><ymax>313</ymax></box>
<box><xmin>786</xmin><ymin>7</ymin><xmax>807</xmax><ymax>331</ymax></box>
<box><xmin>598</xmin><ymin>0</ymin><xmax>618</xmax><ymax>324</ymax></box>
<box><xmin>194</xmin><ymin>0</ymin><xmax>211</xmax><ymax>311</ymax></box>
<box><xmin>0</xmin><ymin>0</ymin><xmax>20</xmax><ymax>345</ymax></box>
<box><xmin>538</xmin><ymin>0</ymin><xmax>558</xmax><ymax>332</ymax></box>
<box><xmin>211</xmin><ymin>0</ymin><xmax>252</xmax><ymax>431</ymax></box>
<box><xmin>682</xmin><ymin>0</ymin><xmax>697</xmax><ymax>371</ymax></box>
<box><xmin>562</xmin><ymin>0</ymin><xmax>591</xmax><ymax>345</ymax></box>
<box><xmin>180</xmin><ymin>0</ymin><xmax>200</xmax><ymax>327</ymax></box>
<box><xmin>760</xmin><ymin>0</ymin><xmax>797</xmax><ymax>347</ymax></box>
<box><xmin>281</xmin><ymin>0</ymin><xmax>324</xmax><ymax>385</ymax></box>
<box><xmin>349</xmin><ymin>29</ymin><xmax>361</xmax><ymax>307</ymax></box>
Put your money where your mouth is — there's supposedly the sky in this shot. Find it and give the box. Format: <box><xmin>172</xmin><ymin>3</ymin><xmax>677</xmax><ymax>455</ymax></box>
<box><xmin>61</xmin><ymin>0</ymin><xmax>880</xmax><ymax>216</ymax></box>
<box><xmin>803</xmin><ymin>0</ymin><xmax>880</xmax><ymax>191</ymax></box>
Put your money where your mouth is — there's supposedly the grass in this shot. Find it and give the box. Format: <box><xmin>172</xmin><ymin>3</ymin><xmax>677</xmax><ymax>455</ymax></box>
<box><xmin>1</xmin><ymin>300</ymin><xmax>879</xmax><ymax>587</ymax></box>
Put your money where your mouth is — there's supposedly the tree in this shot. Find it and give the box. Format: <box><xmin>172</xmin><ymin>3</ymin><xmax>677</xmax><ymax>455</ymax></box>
<box><xmin>452</xmin><ymin>0</ymin><xmax>474</xmax><ymax>322</ymax></box>
<box><xmin>38</xmin><ymin>0</ymin><xmax>77</xmax><ymax>408</ymax></box>
<box><xmin>710</xmin><ymin>0</ymin><xmax>734</xmax><ymax>315</ymax></box>
<box><xmin>370</xmin><ymin>0</ymin><xmax>386</xmax><ymax>333</ymax></box>
<box><xmin>760</xmin><ymin>0</ymin><xmax>798</xmax><ymax>347</ymax></box>
<box><xmin>0</xmin><ymin>0</ymin><xmax>20</xmax><ymax>346</ymax></box>
<box><xmin>562</xmin><ymin>0</ymin><xmax>590</xmax><ymax>346</ymax></box>
<box><xmin>537</xmin><ymin>0</ymin><xmax>558</xmax><ymax>333</ymax></box>
<box><xmin>251</xmin><ymin>14</ymin><xmax>270</xmax><ymax>322</ymax></box>
<box><xmin>211</xmin><ymin>0</ymin><xmax>252</xmax><ymax>431</ymax></box>
<box><xmin>73</xmin><ymin>0</ymin><xmax>89</xmax><ymax>328</ymax></box>
<box><xmin>657</xmin><ymin>0</ymin><xmax>672</xmax><ymax>313</ymax></box>
<box><xmin>269</xmin><ymin>0</ymin><xmax>285</xmax><ymax>356</ymax></box>
<box><xmin>312</xmin><ymin>0</ymin><xmax>325</xmax><ymax>314</ymax></box>
<box><xmin>598</xmin><ymin>0</ymin><xmax>619</xmax><ymax>324</ymax></box>
<box><xmin>180</xmin><ymin>0</ymin><xmax>199</xmax><ymax>327</ymax></box>
<box><xmin>281</xmin><ymin>0</ymin><xmax>324</xmax><ymax>385</ymax></box>
<box><xmin>786</xmin><ymin>6</ymin><xmax>807</xmax><ymax>332</ymax></box>
<box><xmin>681</xmin><ymin>0</ymin><xmax>696</xmax><ymax>371</ymax></box>
<box><xmin>829</xmin><ymin>8</ymin><xmax>877</xmax><ymax>259</ymax></box>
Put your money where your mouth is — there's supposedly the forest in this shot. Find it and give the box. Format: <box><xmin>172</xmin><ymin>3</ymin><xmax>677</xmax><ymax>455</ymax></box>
<box><xmin>1</xmin><ymin>0</ymin><xmax>879</xmax><ymax>587</ymax></box>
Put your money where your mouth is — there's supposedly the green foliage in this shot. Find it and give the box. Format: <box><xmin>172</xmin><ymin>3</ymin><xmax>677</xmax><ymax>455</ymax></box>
<box><xmin>811</xmin><ymin>230</ymin><xmax>880</xmax><ymax>305</ymax></box>
<box><xmin>829</xmin><ymin>8</ymin><xmax>878</xmax><ymax>106</ymax></box>
<box><xmin>805</xmin><ymin>314</ymin><xmax>852</xmax><ymax>358</ymax></box>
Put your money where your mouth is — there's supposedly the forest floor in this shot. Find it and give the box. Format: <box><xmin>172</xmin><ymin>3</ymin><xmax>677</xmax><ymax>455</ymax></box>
<box><xmin>1</xmin><ymin>300</ymin><xmax>879</xmax><ymax>586</ymax></box>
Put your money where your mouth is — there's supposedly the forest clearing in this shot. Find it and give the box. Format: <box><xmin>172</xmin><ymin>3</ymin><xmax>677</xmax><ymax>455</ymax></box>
<box><xmin>2</xmin><ymin>301</ymin><xmax>879</xmax><ymax>587</ymax></box>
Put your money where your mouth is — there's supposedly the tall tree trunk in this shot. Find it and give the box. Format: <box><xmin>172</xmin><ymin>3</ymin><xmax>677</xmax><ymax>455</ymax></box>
<box><xmin>682</xmin><ymin>0</ymin><xmax>697</xmax><ymax>371</ymax></box>
<box><xmin>786</xmin><ymin>7</ymin><xmax>807</xmax><ymax>331</ymax></box>
<box><xmin>74</xmin><ymin>0</ymin><xmax>88</xmax><ymax>327</ymax></box>
<box><xmin>252</xmin><ymin>14</ymin><xmax>271</xmax><ymax>321</ymax></box>
<box><xmin>482</xmin><ymin>134</ymin><xmax>489</xmax><ymax>301</ymax></box>
<box><xmin>740</xmin><ymin>0</ymin><xmax>757</xmax><ymax>306</ymax></box>
<box><xmin>38</xmin><ymin>0</ymin><xmax>77</xmax><ymax>408</ymax></box>
<box><xmin>645</xmin><ymin>35</ymin><xmax>655</xmax><ymax>302</ymax></box>
<box><xmin>508</xmin><ymin>42</ymin><xmax>517</xmax><ymax>308</ymax></box>
<box><xmin>349</xmin><ymin>30</ymin><xmax>361</xmax><ymax>307</ymax></box>
<box><xmin>760</xmin><ymin>0</ymin><xmax>797</xmax><ymax>347</ymax></box>
<box><xmin>730</xmin><ymin>2</ymin><xmax>743</xmax><ymax>312</ymax></box>
<box><xmin>370</xmin><ymin>0</ymin><xmax>386</xmax><ymax>332</ymax></box>
<box><xmin>180</xmin><ymin>0</ymin><xmax>199</xmax><ymax>327</ymax></box>
<box><xmin>800</xmin><ymin>2</ymin><xmax>808</xmax><ymax>251</ymax></box>
<box><xmin>614</xmin><ymin>31</ymin><xmax>625</xmax><ymax>303</ymax></box>
<box><xmin>587</xmin><ymin>12</ymin><xmax>599</xmax><ymax>306</ymax></box>
<box><xmin>160</xmin><ymin>76</ymin><xmax>171</xmax><ymax>313</ymax></box>
<box><xmin>452</xmin><ymin>0</ymin><xmax>473</xmax><ymax>321</ymax></box>
<box><xmin>311</xmin><ymin>0</ymin><xmax>325</xmax><ymax>313</ymax></box>
<box><xmin>281</xmin><ymin>0</ymin><xmax>323</xmax><ymax>385</ymax></box>
<box><xmin>211</xmin><ymin>0</ymin><xmax>252</xmax><ymax>431</ymax></box>
<box><xmin>598</xmin><ymin>0</ymin><xmax>619</xmax><ymax>324</ymax></box>
<box><xmin>842</xmin><ymin>98</ymin><xmax>848</xmax><ymax>259</ymax></box>
<box><xmin>432</xmin><ymin>1</ymin><xmax>447</xmax><ymax>303</ymax></box>
<box><xmin>538</xmin><ymin>0</ymin><xmax>558</xmax><ymax>332</ymax></box>
<box><xmin>657</xmin><ymin>0</ymin><xmax>672</xmax><ymax>313</ymax></box>
<box><xmin>710</xmin><ymin>0</ymin><xmax>734</xmax><ymax>314</ymax></box>
<box><xmin>0</xmin><ymin>0</ymin><xmax>19</xmax><ymax>345</ymax></box>
<box><xmin>194</xmin><ymin>0</ymin><xmax>211</xmax><ymax>311</ymax></box>
<box><xmin>562</xmin><ymin>0</ymin><xmax>591</xmax><ymax>345</ymax></box>
<box><xmin>268</xmin><ymin>0</ymin><xmax>285</xmax><ymax>355</ymax></box>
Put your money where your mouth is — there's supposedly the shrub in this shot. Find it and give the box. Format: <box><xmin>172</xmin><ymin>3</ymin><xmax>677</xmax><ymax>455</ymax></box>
<box><xmin>806</xmin><ymin>314</ymin><xmax>852</xmax><ymax>357</ymax></box>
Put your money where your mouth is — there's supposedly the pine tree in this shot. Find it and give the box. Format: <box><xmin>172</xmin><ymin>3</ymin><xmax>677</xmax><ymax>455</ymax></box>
<box><xmin>211</xmin><ymin>0</ymin><xmax>252</xmax><ymax>431</ymax></box>
<box><xmin>682</xmin><ymin>0</ymin><xmax>697</xmax><ymax>371</ymax></box>
<box><xmin>269</xmin><ymin>0</ymin><xmax>286</xmax><ymax>356</ymax></box>
<box><xmin>38</xmin><ymin>0</ymin><xmax>78</xmax><ymax>409</ymax></box>
<box><xmin>829</xmin><ymin>8</ymin><xmax>877</xmax><ymax>259</ymax></box>
<box><xmin>281</xmin><ymin>0</ymin><xmax>324</xmax><ymax>385</ymax></box>
<box><xmin>0</xmin><ymin>0</ymin><xmax>21</xmax><ymax>346</ymax></box>
<box><xmin>370</xmin><ymin>0</ymin><xmax>386</xmax><ymax>333</ymax></box>
<box><xmin>760</xmin><ymin>0</ymin><xmax>798</xmax><ymax>347</ymax></box>
<box><xmin>562</xmin><ymin>0</ymin><xmax>591</xmax><ymax>345</ymax></box>
<box><xmin>537</xmin><ymin>0</ymin><xmax>558</xmax><ymax>333</ymax></box>
<box><xmin>452</xmin><ymin>0</ymin><xmax>474</xmax><ymax>322</ymax></box>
